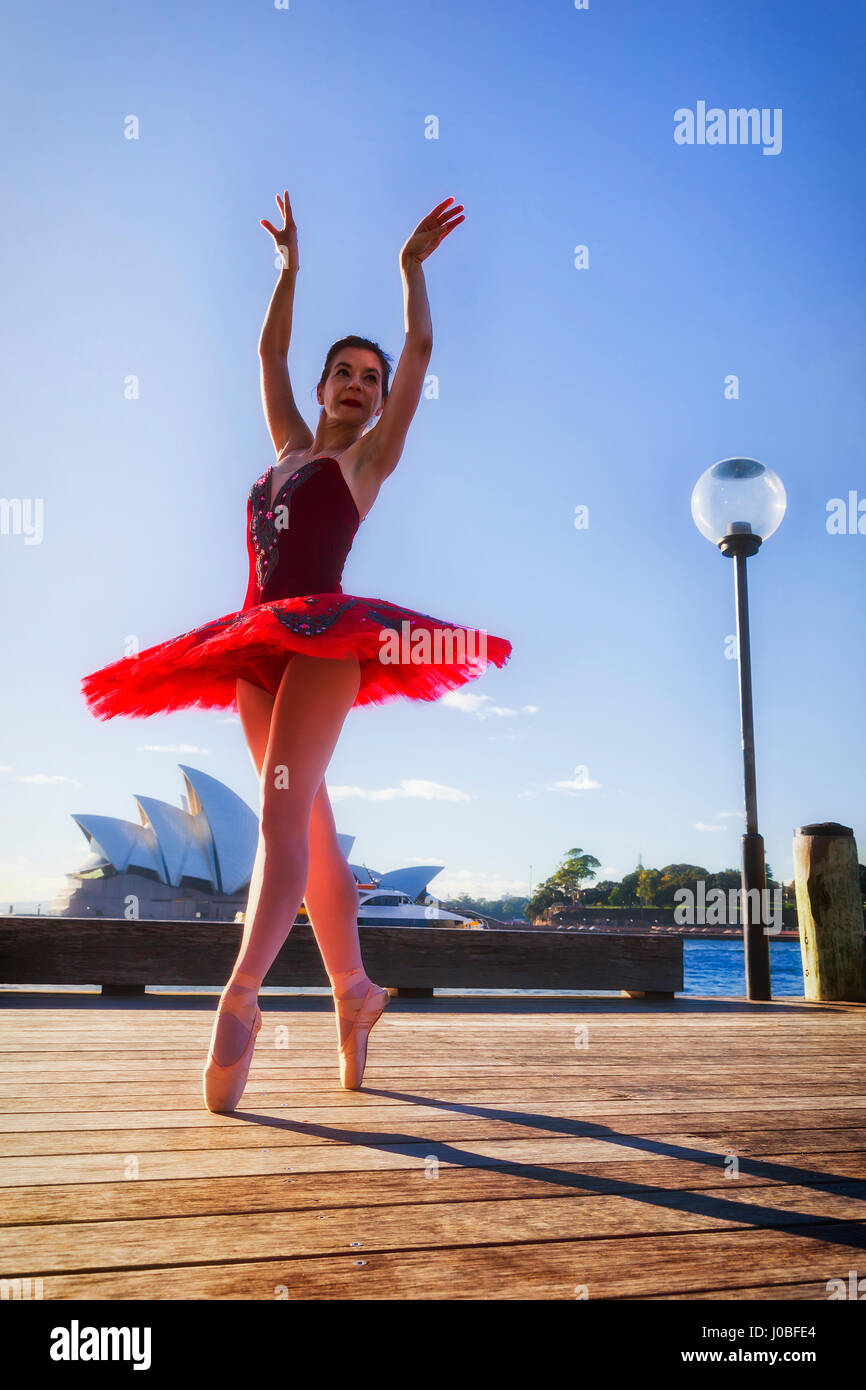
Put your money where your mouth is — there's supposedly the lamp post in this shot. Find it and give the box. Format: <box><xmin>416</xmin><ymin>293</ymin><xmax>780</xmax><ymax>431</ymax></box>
<box><xmin>690</xmin><ymin>458</ymin><xmax>787</xmax><ymax>1001</ymax></box>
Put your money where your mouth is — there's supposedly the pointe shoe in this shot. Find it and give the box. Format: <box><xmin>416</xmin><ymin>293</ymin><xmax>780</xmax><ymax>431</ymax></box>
<box><xmin>331</xmin><ymin>969</ymin><xmax>390</xmax><ymax>1090</ymax></box>
<box><xmin>202</xmin><ymin>983</ymin><xmax>262</xmax><ymax>1114</ymax></box>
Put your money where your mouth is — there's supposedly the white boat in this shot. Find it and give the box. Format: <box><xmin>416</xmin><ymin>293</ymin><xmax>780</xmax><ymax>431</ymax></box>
<box><xmin>233</xmin><ymin>860</ymin><xmax>487</xmax><ymax>929</ymax></box>
<box><xmin>356</xmin><ymin>887</ymin><xmax>484</xmax><ymax>928</ymax></box>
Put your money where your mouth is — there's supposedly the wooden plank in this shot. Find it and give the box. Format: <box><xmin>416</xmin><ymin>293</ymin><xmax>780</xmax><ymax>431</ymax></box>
<box><xmin>9</xmin><ymin>1225</ymin><xmax>866</xmax><ymax>1300</ymax></box>
<box><xmin>2</xmin><ymin>1181</ymin><xmax>865</xmax><ymax>1276</ymax></box>
<box><xmin>1</xmin><ymin>1128</ymin><xmax>865</xmax><ymax>1188</ymax></box>
<box><xmin>3</xmin><ymin>1076</ymin><xmax>865</xmax><ymax>1110</ymax></box>
<box><xmin>654</xmin><ymin>1282</ymin><xmax>850</xmax><ymax>1299</ymax></box>
<box><xmin>0</xmin><ymin>919</ymin><xmax>683</xmax><ymax>992</ymax></box>
<box><xmin>4</xmin><ymin>1107</ymin><xmax>866</xmax><ymax>1158</ymax></box>
<box><xmin>2</xmin><ymin>1149</ymin><xmax>865</xmax><ymax>1225</ymax></box>
<box><xmin>4</xmin><ymin>1093</ymin><xmax>866</xmax><ymax>1125</ymax></box>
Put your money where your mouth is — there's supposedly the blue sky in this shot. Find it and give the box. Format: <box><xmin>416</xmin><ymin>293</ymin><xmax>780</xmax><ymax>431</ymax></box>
<box><xmin>1</xmin><ymin>0</ymin><xmax>864</xmax><ymax>908</ymax></box>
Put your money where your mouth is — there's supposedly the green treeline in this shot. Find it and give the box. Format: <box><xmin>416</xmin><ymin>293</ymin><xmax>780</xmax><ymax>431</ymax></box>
<box><xmin>444</xmin><ymin>849</ymin><xmax>866</xmax><ymax>922</ymax></box>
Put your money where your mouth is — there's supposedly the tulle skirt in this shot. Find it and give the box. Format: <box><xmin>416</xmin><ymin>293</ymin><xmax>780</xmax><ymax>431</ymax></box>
<box><xmin>80</xmin><ymin>591</ymin><xmax>512</xmax><ymax>720</ymax></box>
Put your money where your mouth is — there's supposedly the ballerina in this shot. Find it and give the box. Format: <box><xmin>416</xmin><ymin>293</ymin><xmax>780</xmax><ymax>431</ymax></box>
<box><xmin>81</xmin><ymin>191</ymin><xmax>512</xmax><ymax>1110</ymax></box>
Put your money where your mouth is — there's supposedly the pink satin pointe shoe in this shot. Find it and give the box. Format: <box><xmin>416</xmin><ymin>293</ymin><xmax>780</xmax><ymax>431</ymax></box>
<box><xmin>202</xmin><ymin>975</ymin><xmax>262</xmax><ymax>1113</ymax></box>
<box><xmin>331</xmin><ymin>967</ymin><xmax>390</xmax><ymax>1090</ymax></box>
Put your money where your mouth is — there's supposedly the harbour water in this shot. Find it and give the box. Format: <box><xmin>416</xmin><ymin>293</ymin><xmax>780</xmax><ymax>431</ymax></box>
<box><xmin>681</xmin><ymin>938</ymin><xmax>804</xmax><ymax>997</ymax></box>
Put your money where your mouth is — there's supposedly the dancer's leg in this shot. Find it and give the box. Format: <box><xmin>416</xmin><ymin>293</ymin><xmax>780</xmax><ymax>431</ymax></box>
<box><xmin>231</xmin><ymin>673</ymin><xmax>372</xmax><ymax>1050</ymax></box>
<box><xmin>236</xmin><ymin>675</ymin><xmax>374</xmax><ymax>1047</ymax></box>
<box><xmin>304</xmin><ymin>778</ymin><xmax>378</xmax><ymax>1047</ymax></box>
<box><xmin>204</xmin><ymin>677</ymin><xmax>277</xmax><ymax>1068</ymax></box>
<box><xmin>236</xmin><ymin>675</ymin><xmax>274</xmax><ymax>773</ymax></box>
<box><xmin>210</xmin><ymin>655</ymin><xmax>360</xmax><ymax>1066</ymax></box>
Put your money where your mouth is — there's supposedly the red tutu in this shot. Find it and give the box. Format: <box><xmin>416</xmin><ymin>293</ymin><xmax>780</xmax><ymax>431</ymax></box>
<box><xmin>81</xmin><ymin>592</ymin><xmax>512</xmax><ymax>720</ymax></box>
<box><xmin>81</xmin><ymin>456</ymin><xmax>512</xmax><ymax>720</ymax></box>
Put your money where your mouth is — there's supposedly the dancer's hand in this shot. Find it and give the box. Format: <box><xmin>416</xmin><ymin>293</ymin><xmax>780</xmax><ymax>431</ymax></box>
<box><xmin>400</xmin><ymin>197</ymin><xmax>465</xmax><ymax>265</ymax></box>
<box><xmin>260</xmin><ymin>190</ymin><xmax>299</xmax><ymax>272</ymax></box>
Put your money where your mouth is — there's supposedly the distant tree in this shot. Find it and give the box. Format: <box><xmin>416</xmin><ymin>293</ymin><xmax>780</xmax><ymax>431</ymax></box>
<box><xmin>551</xmin><ymin>847</ymin><xmax>601</xmax><ymax>906</ymax></box>
<box><xmin>654</xmin><ymin>864</ymin><xmax>711</xmax><ymax>907</ymax></box>
<box><xmin>524</xmin><ymin>847</ymin><xmax>601</xmax><ymax>920</ymax></box>
<box><xmin>707</xmin><ymin>869</ymin><xmax>742</xmax><ymax>895</ymax></box>
<box><xmin>609</xmin><ymin>871</ymin><xmax>640</xmax><ymax>906</ymax></box>
<box><xmin>444</xmin><ymin>893</ymin><xmax>530</xmax><ymax>920</ymax></box>
<box><xmin>500</xmin><ymin>896</ymin><xmax>523</xmax><ymax>917</ymax></box>
<box><xmin>525</xmin><ymin>882</ymin><xmax>571</xmax><ymax>920</ymax></box>
<box><xmin>582</xmin><ymin>879</ymin><xmax>618</xmax><ymax>906</ymax></box>
<box><xmin>636</xmin><ymin>867</ymin><xmax>661</xmax><ymax>905</ymax></box>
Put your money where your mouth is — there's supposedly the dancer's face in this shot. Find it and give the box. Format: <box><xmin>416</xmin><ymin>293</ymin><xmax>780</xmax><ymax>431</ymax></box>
<box><xmin>319</xmin><ymin>349</ymin><xmax>384</xmax><ymax>428</ymax></box>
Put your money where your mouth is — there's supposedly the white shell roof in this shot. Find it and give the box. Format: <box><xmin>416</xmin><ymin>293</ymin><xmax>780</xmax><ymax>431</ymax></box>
<box><xmin>134</xmin><ymin>796</ymin><xmax>216</xmax><ymax>888</ymax></box>
<box><xmin>72</xmin><ymin>814</ymin><xmax>163</xmax><ymax>878</ymax></box>
<box><xmin>178</xmin><ymin>765</ymin><xmax>258</xmax><ymax>895</ymax></box>
<box><xmin>376</xmin><ymin>865</ymin><xmax>444</xmax><ymax>899</ymax></box>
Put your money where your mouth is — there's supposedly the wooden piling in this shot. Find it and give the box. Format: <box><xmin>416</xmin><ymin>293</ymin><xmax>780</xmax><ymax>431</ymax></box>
<box><xmin>793</xmin><ymin>822</ymin><xmax>866</xmax><ymax>1002</ymax></box>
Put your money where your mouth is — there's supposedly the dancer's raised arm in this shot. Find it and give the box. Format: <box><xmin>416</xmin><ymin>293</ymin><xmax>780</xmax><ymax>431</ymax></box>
<box><xmin>258</xmin><ymin>190</ymin><xmax>313</xmax><ymax>458</ymax></box>
<box><xmin>358</xmin><ymin>197</ymin><xmax>465</xmax><ymax>486</ymax></box>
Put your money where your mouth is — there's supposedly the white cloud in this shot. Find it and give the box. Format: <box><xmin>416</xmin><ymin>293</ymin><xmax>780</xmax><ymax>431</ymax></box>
<box><xmin>136</xmin><ymin>744</ymin><xmax>211</xmax><ymax>754</ymax></box>
<box><xmin>694</xmin><ymin>821</ymin><xmax>727</xmax><ymax>832</ymax></box>
<box><xmin>16</xmin><ymin>774</ymin><xmax>83</xmax><ymax>786</ymax></box>
<box><xmin>440</xmin><ymin>692</ymin><xmax>488</xmax><ymax>714</ymax></box>
<box><xmin>439</xmin><ymin>691</ymin><xmax>534</xmax><ymax>721</ymax></box>
<box><xmin>718</xmin><ymin>810</ymin><xmax>745</xmax><ymax>819</ymax></box>
<box><xmin>549</xmin><ymin>774</ymin><xmax>601</xmax><ymax>792</ymax></box>
<box><xmin>328</xmin><ymin>779</ymin><xmax>472</xmax><ymax>803</ymax></box>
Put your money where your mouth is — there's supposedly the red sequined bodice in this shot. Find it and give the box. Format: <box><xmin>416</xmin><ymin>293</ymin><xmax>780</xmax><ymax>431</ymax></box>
<box><xmin>243</xmin><ymin>456</ymin><xmax>361</xmax><ymax>610</ymax></box>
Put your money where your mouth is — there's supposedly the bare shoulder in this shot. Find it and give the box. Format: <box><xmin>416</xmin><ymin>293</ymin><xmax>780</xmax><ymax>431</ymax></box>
<box><xmin>337</xmin><ymin>435</ymin><xmax>382</xmax><ymax>475</ymax></box>
<box><xmin>336</xmin><ymin>438</ymin><xmax>388</xmax><ymax>521</ymax></box>
<box><xmin>275</xmin><ymin>443</ymin><xmax>314</xmax><ymax>467</ymax></box>
<box><xmin>275</xmin><ymin>441</ymin><xmax>371</xmax><ymax>470</ymax></box>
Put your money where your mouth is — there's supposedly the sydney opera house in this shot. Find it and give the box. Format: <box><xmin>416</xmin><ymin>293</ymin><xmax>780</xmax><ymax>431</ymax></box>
<box><xmin>50</xmin><ymin>764</ymin><xmax>470</xmax><ymax>926</ymax></box>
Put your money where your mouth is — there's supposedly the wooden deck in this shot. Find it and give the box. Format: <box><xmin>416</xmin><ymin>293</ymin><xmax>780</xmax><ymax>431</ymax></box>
<box><xmin>1</xmin><ymin>991</ymin><xmax>865</xmax><ymax>1300</ymax></box>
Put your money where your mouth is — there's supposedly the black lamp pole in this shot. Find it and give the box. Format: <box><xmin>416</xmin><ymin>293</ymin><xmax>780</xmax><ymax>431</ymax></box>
<box><xmin>718</xmin><ymin>522</ymin><xmax>771</xmax><ymax>1001</ymax></box>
